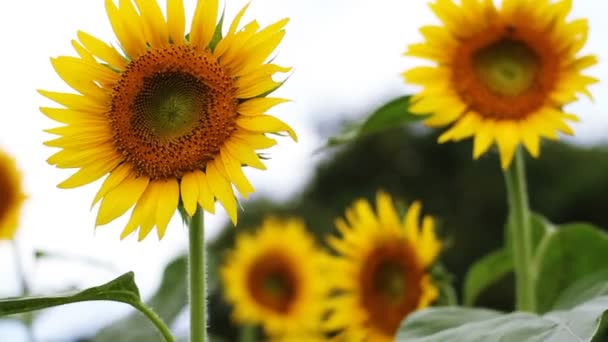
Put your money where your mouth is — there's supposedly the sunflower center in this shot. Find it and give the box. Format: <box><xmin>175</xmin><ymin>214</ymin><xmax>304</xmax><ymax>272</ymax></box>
<box><xmin>109</xmin><ymin>45</ymin><xmax>238</xmax><ymax>180</ymax></box>
<box><xmin>134</xmin><ymin>72</ymin><xmax>204</xmax><ymax>138</ymax></box>
<box><xmin>374</xmin><ymin>261</ymin><xmax>407</xmax><ymax>300</ymax></box>
<box><xmin>0</xmin><ymin>165</ymin><xmax>15</xmax><ymax>224</ymax></box>
<box><xmin>360</xmin><ymin>240</ymin><xmax>423</xmax><ymax>337</ymax></box>
<box><xmin>452</xmin><ymin>26</ymin><xmax>560</xmax><ymax>121</ymax></box>
<box><xmin>474</xmin><ymin>39</ymin><xmax>540</xmax><ymax>97</ymax></box>
<box><xmin>247</xmin><ymin>251</ymin><xmax>299</xmax><ymax>314</ymax></box>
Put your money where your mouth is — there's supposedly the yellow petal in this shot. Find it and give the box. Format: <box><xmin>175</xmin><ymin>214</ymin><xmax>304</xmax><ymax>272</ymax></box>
<box><xmin>58</xmin><ymin>155</ymin><xmax>121</xmax><ymax>189</ymax></box>
<box><xmin>195</xmin><ymin>170</ymin><xmax>216</xmax><ymax>214</ymax></box>
<box><xmin>236</xmin><ymin>115</ymin><xmax>297</xmax><ymax>141</ymax></box>
<box><xmin>376</xmin><ymin>191</ymin><xmax>399</xmax><ymax>229</ymax></box>
<box><xmin>180</xmin><ymin>171</ymin><xmax>200</xmax><ymax>217</ymax></box>
<box><xmin>190</xmin><ymin>0</ymin><xmax>218</xmax><ymax>49</ymax></box>
<box><xmin>494</xmin><ymin>121</ymin><xmax>519</xmax><ymax>169</ymax></box>
<box><xmin>121</xmin><ymin>182</ymin><xmax>159</xmax><ymax>240</ymax></box>
<box><xmin>155</xmin><ymin>178</ymin><xmax>179</xmax><ymax>239</ymax></box>
<box><xmin>237</xmin><ymin>97</ymin><xmax>289</xmax><ymax>116</ymax></box>
<box><xmin>224</xmin><ymin>138</ymin><xmax>266</xmax><ymax>170</ymax></box>
<box><xmin>77</xmin><ymin>31</ymin><xmax>127</xmax><ymax>69</ymax></box>
<box><xmin>404</xmin><ymin>201</ymin><xmax>422</xmax><ymax>242</ymax></box>
<box><xmin>92</xmin><ymin>163</ymin><xmax>132</xmax><ymax>206</ymax></box>
<box><xmin>167</xmin><ymin>0</ymin><xmax>185</xmax><ymax>43</ymax></box>
<box><xmin>96</xmin><ymin>174</ymin><xmax>150</xmax><ymax>226</ymax></box>
<box><xmin>38</xmin><ymin>90</ymin><xmax>107</xmax><ymax>113</ymax></box>
<box><xmin>473</xmin><ymin>120</ymin><xmax>495</xmax><ymax>159</ymax></box>
<box><xmin>206</xmin><ymin>161</ymin><xmax>237</xmax><ymax>224</ymax></box>
<box><xmin>134</xmin><ymin>0</ymin><xmax>168</xmax><ymax>47</ymax></box>
<box><xmin>220</xmin><ymin>148</ymin><xmax>254</xmax><ymax>198</ymax></box>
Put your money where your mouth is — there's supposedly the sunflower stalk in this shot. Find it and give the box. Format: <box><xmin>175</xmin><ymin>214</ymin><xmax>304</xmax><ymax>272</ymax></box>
<box><xmin>12</xmin><ymin>240</ymin><xmax>35</xmax><ymax>342</ymax></box>
<box><xmin>504</xmin><ymin>149</ymin><xmax>536</xmax><ymax>312</ymax></box>
<box><xmin>189</xmin><ymin>207</ymin><xmax>207</xmax><ymax>342</ymax></box>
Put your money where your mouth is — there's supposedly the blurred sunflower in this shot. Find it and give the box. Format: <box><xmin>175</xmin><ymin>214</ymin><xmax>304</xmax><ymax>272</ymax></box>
<box><xmin>0</xmin><ymin>149</ymin><xmax>26</xmax><ymax>240</ymax></box>
<box><xmin>41</xmin><ymin>0</ymin><xmax>295</xmax><ymax>240</ymax></box>
<box><xmin>325</xmin><ymin>192</ymin><xmax>441</xmax><ymax>341</ymax></box>
<box><xmin>403</xmin><ymin>0</ymin><xmax>596</xmax><ymax>168</ymax></box>
<box><xmin>221</xmin><ymin>218</ymin><xmax>327</xmax><ymax>338</ymax></box>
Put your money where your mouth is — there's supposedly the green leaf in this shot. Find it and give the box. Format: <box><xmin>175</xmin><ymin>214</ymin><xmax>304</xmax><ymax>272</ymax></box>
<box><xmin>397</xmin><ymin>296</ymin><xmax>608</xmax><ymax>342</ymax></box>
<box><xmin>553</xmin><ymin>269</ymin><xmax>608</xmax><ymax>311</ymax></box>
<box><xmin>0</xmin><ymin>273</ymin><xmax>176</xmax><ymax>342</ymax></box>
<box><xmin>0</xmin><ymin>272</ymin><xmax>140</xmax><ymax>316</ymax></box>
<box><xmin>92</xmin><ymin>256</ymin><xmax>188</xmax><ymax>341</ymax></box>
<box><xmin>463</xmin><ymin>248</ymin><xmax>512</xmax><ymax>306</ymax></box>
<box><xmin>535</xmin><ymin>223</ymin><xmax>608</xmax><ymax>313</ymax></box>
<box><xmin>322</xmin><ymin>95</ymin><xmax>426</xmax><ymax>148</ymax></box>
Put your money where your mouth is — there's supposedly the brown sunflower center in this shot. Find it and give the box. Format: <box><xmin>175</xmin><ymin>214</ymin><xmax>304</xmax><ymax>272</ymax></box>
<box><xmin>108</xmin><ymin>45</ymin><xmax>238</xmax><ymax>180</ymax></box>
<box><xmin>247</xmin><ymin>251</ymin><xmax>300</xmax><ymax>314</ymax></box>
<box><xmin>360</xmin><ymin>239</ymin><xmax>424</xmax><ymax>337</ymax></box>
<box><xmin>0</xmin><ymin>163</ymin><xmax>16</xmax><ymax>224</ymax></box>
<box><xmin>452</xmin><ymin>25</ymin><xmax>559</xmax><ymax>120</ymax></box>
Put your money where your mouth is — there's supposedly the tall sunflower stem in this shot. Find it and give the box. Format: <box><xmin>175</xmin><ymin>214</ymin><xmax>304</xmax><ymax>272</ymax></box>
<box><xmin>11</xmin><ymin>240</ymin><xmax>35</xmax><ymax>342</ymax></box>
<box><xmin>504</xmin><ymin>149</ymin><xmax>536</xmax><ymax>312</ymax></box>
<box><xmin>189</xmin><ymin>207</ymin><xmax>207</xmax><ymax>342</ymax></box>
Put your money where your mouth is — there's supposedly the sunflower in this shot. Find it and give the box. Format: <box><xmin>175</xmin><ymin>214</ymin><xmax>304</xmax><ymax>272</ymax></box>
<box><xmin>0</xmin><ymin>149</ymin><xmax>26</xmax><ymax>240</ymax></box>
<box><xmin>41</xmin><ymin>0</ymin><xmax>295</xmax><ymax>240</ymax></box>
<box><xmin>324</xmin><ymin>192</ymin><xmax>441</xmax><ymax>341</ymax></box>
<box><xmin>221</xmin><ymin>218</ymin><xmax>327</xmax><ymax>337</ymax></box>
<box><xmin>403</xmin><ymin>0</ymin><xmax>597</xmax><ymax>169</ymax></box>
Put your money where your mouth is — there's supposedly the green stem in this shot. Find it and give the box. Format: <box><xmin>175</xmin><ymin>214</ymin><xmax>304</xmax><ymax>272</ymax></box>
<box><xmin>239</xmin><ymin>325</ymin><xmax>257</xmax><ymax>342</ymax></box>
<box><xmin>11</xmin><ymin>240</ymin><xmax>35</xmax><ymax>342</ymax></box>
<box><xmin>132</xmin><ymin>302</ymin><xmax>177</xmax><ymax>342</ymax></box>
<box><xmin>189</xmin><ymin>207</ymin><xmax>206</xmax><ymax>342</ymax></box>
<box><xmin>504</xmin><ymin>149</ymin><xmax>536</xmax><ymax>312</ymax></box>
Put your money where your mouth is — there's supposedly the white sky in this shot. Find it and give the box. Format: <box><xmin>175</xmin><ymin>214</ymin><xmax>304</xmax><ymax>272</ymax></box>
<box><xmin>0</xmin><ymin>0</ymin><xmax>607</xmax><ymax>340</ymax></box>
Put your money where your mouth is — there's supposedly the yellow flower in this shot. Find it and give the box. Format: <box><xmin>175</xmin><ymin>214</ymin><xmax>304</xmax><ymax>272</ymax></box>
<box><xmin>403</xmin><ymin>0</ymin><xmax>597</xmax><ymax>169</ymax></box>
<box><xmin>325</xmin><ymin>192</ymin><xmax>441</xmax><ymax>342</ymax></box>
<box><xmin>0</xmin><ymin>149</ymin><xmax>26</xmax><ymax>240</ymax></box>
<box><xmin>41</xmin><ymin>0</ymin><xmax>295</xmax><ymax>240</ymax></box>
<box><xmin>221</xmin><ymin>218</ymin><xmax>326</xmax><ymax>337</ymax></box>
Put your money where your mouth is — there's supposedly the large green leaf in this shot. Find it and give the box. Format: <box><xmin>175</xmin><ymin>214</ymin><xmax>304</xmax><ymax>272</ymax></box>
<box><xmin>0</xmin><ymin>272</ymin><xmax>174</xmax><ymax>342</ymax></box>
<box><xmin>397</xmin><ymin>296</ymin><xmax>608</xmax><ymax>342</ymax></box>
<box><xmin>92</xmin><ymin>256</ymin><xmax>188</xmax><ymax>341</ymax></box>
<box><xmin>552</xmin><ymin>269</ymin><xmax>608</xmax><ymax>311</ymax></box>
<box><xmin>0</xmin><ymin>272</ymin><xmax>140</xmax><ymax>315</ymax></box>
<box><xmin>323</xmin><ymin>95</ymin><xmax>426</xmax><ymax>148</ymax></box>
<box><xmin>535</xmin><ymin>223</ymin><xmax>608</xmax><ymax>313</ymax></box>
<box><xmin>463</xmin><ymin>248</ymin><xmax>512</xmax><ymax>306</ymax></box>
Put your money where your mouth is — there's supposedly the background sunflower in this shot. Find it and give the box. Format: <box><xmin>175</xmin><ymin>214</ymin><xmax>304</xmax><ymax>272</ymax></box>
<box><xmin>221</xmin><ymin>217</ymin><xmax>327</xmax><ymax>339</ymax></box>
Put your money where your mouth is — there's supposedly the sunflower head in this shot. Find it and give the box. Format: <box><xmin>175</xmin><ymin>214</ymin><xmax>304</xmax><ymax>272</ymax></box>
<box><xmin>41</xmin><ymin>0</ymin><xmax>295</xmax><ymax>240</ymax></box>
<box><xmin>0</xmin><ymin>149</ymin><xmax>26</xmax><ymax>240</ymax></box>
<box><xmin>403</xmin><ymin>0</ymin><xmax>597</xmax><ymax>169</ymax></box>
<box><xmin>324</xmin><ymin>192</ymin><xmax>441</xmax><ymax>341</ymax></box>
<box><xmin>221</xmin><ymin>217</ymin><xmax>327</xmax><ymax>338</ymax></box>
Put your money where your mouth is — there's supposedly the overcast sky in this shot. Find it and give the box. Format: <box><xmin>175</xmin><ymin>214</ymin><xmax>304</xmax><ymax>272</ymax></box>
<box><xmin>0</xmin><ymin>0</ymin><xmax>606</xmax><ymax>340</ymax></box>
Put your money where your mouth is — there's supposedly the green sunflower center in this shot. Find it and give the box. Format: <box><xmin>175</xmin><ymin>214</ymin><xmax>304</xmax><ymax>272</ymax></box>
<box><xmin>474</xmin><ymin>39</ymin><xmax>540</xmax><ymax>97</ymax></box>
<box><xmin>134</xmin><ymin>72</ymin><xmax>206</xmax><ymax>138</ymax></box>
